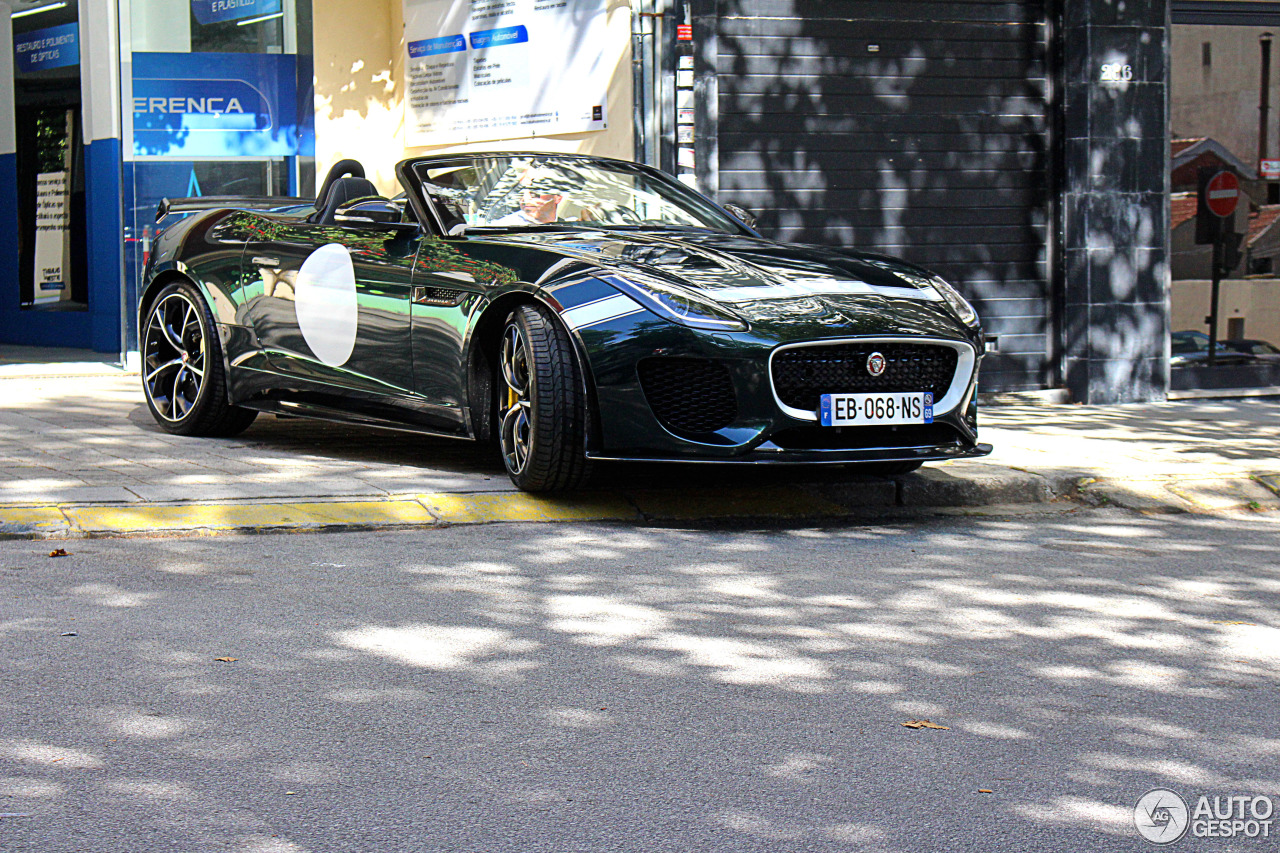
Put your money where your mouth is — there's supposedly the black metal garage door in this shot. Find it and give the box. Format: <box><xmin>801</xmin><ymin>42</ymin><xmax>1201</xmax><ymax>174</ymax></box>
<box><xmin>712</xmin><ymin>0</ymin><xmax>1053</xmax><ymax>392</ymax></box>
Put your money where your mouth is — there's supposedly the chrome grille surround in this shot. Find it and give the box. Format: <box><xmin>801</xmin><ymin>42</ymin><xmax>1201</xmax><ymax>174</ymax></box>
<box><xmin>768</xmin><ymin>337</ymin><xmax>977</xmax><ymax>422</ymax></box>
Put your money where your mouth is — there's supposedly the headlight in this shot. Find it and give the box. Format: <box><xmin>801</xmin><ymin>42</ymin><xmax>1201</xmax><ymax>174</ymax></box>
<box><xmin>929</xmin><ymin>276</ymin><xmax>979</xmax><ymax>327</ymax></box>
<box><xmin>604</xmin><ymin>274</ymin><xmax>747</xmax><ymax>331</ymax></box>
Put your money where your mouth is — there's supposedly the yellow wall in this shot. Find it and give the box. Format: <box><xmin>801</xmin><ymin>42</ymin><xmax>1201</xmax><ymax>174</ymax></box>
<box><xmin>1172</xmin><ymin>279</ymin><xmax>1280</xmax><ymax>345</ymax></box>
<box><xmin>312</xmin><ymin>0</ymin><xmax>404</xmax><ymax>196</ymax></box>
<box><xmin>313</xmin><ymin>0</ymin><xmax>634</xmax><ymax>198</ymax></box>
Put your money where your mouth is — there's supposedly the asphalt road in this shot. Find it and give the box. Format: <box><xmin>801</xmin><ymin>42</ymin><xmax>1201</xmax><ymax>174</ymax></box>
<box><xmin>1</xmin><ymin>508</ymin><xmax>1278</xmax><ymax>852</ymax></box>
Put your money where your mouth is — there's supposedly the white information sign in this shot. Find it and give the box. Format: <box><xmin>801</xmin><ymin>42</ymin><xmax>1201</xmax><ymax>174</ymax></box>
<box><xmin>33</xmin><ymin>171</ymin><xmax>70</xmax><ymax>304</ymax></box>
<box><xmin>403</xmin><ymin>0</ymin><xmax>609</xmax><ymax>146</ymax></box>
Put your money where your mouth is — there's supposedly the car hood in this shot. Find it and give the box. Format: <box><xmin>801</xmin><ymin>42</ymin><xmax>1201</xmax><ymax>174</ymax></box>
<box><xmin>477</xmin><ymin>228</ymin><xmax>963</xmax><ymax>333</ymax></box>
<box><xmin>493</xmin><ymin>229</ymin><xmax>935</xmax><ymax>295</ymax></box>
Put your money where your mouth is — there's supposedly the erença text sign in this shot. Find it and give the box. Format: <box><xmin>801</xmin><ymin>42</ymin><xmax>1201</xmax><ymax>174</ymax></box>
<box><xmin>402</xmin><ymin>0</ymin><xmax>608</xmax><ymax>146</ymax></box>
<box><xmin>131</xmin><ymin>52</ymin><xmax>303</xmax><ymax>157</ymax></box>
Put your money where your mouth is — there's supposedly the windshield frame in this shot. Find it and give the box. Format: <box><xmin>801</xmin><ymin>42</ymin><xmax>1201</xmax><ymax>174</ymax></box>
<box><xmin>396</xmin><ymin>153</ymin><xmax>756</xmax><ymax>239</ymax></box>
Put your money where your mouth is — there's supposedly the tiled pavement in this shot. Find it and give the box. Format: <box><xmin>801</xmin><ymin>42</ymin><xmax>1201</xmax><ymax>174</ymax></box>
<box><xmin>1</xmin><ymin>365</ymin><xmax>1278</xmax><ymax>536</ymax></box>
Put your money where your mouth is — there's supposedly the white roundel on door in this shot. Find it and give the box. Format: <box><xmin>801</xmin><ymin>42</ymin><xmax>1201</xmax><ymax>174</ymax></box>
<box><xmin>294</xmin><ymin>243</ymin><xmax>358</xmax><ymax>367</ymax></box>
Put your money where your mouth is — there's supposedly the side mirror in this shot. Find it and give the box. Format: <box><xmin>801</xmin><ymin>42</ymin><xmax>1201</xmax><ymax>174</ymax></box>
<box><xmin>721</xmin><ymin>202</ymin><xmax>758</xmax><ymax>230</ymax></box>
<box><xmin>334</xmin><ymin>198</ymin><xmax>411</xmax><ymax>228</ymax></box>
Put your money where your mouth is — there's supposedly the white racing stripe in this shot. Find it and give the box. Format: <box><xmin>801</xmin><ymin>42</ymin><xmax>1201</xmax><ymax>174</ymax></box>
<box><xmin>561</xmin><ymin>294</ymin><xmax>646</xmax><ymax>329</ymax></box>
<box><xmin>705</xmin><ymin>279</ymin><xmax>943</xmax><ymax>304</ymax></box>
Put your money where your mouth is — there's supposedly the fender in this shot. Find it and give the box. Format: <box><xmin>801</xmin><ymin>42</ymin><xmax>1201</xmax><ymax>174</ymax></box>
<box><xmin>139</xmin><ymin>209</ymin><xmax>254</xmax><ymax>409</ymax></box>
<box><xmin>461</xmin><ymin>278</ymin><xmax>605</xmax><ymax>450</ymax></box>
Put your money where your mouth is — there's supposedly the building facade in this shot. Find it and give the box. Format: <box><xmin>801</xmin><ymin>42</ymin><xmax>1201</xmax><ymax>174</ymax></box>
<box><xmin>0</xmin><ymin>0</ymin><xmax>1272</xmax><ymax>403</ymax></box>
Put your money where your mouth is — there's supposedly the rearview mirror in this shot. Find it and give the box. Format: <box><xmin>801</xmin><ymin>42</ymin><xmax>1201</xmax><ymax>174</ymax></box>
<box><xmin>721</xmin><ymin>202</ymin><xmax>758</xmax><ymax>229</ymax></box>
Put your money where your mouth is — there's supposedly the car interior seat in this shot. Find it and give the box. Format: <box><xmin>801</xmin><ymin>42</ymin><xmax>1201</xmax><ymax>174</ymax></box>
<box><xmin>312</xmin><ymin>159</ymin><xmax>384</xmax><ymax>225</ymax></box>
<box><xmin>316</xmin><ymin>177</ymin><xmax>384</xmax><ymax>225</ymax></box>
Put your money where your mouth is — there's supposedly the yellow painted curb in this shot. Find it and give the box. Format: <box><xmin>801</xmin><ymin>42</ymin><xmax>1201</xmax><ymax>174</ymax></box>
<box><xmin>1257</xmin><ymin>474</ymin><xmax>1280</xmax><ymax>498</ymax></box>
<box><xmin>65</xmin><ymin>500</ymin><xmax>438</xmax><ymax>533</ymax></box>
<box><xmin>0</xmin><ymin>506</ymin><xmax>69</xmax><ymax>531</ymax></box>
<box><xmin>1166</xmin><ymin>478</ymin><xmax>1280</xmax><ymax>512</ymax></box>
<box><xmin>420</xmin><ymin>492</ymin><xmax>639</xmax><ymax>524</ymax></box>
<box><xmin>626</xmin><ymin>487</ymin><xmax>846</xmax><ymax>520</ymax></box>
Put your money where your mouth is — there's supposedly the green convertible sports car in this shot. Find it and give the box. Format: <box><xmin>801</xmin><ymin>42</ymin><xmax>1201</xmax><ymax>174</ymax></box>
<box><xmin>139</xmin><ymin>153</ymin><xmax>992</xmax><ymax>491</ymax></box>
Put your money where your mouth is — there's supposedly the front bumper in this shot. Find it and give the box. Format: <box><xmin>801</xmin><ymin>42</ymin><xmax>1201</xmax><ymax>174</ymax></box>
<box><xmin>587</xmin><ymin>441</ymin><xmax>992</xmax><ymax>465</ymax></box>
<box><xmin>581</xmin><ymin>325</ymin><xmax>988</xmax><ymax>465</ymax></box>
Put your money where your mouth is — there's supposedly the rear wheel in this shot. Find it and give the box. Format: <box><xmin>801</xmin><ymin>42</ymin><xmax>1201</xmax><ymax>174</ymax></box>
<box><xmin>141</xmin><ymin>281</ymin><xmax>257</xmax><ymax>437</ymax></box>
<box><xmin>497</xmin><ymin>304</ymin><xmax>590</xmax><ymax>492</ymax></box>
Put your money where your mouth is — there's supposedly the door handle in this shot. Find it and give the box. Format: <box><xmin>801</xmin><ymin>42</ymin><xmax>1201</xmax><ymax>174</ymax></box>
<box><xmin>251</xmin><ymin>256</ymin><xmax>280</xmax><ymax>268</ymax></box>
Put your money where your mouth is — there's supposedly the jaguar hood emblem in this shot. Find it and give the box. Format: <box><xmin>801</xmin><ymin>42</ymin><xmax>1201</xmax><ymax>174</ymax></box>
<box><xmin>867</xmin><ymin>352</ymin><xmax>887</xmax><ymax>377</ymax></box>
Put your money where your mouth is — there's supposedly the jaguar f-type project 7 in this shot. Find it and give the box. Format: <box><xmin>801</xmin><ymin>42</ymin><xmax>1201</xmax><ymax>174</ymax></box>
<box><xmin>139</xmin><ymin>153</ymin><xmax>991</xmax><ymax>491</ymax></box>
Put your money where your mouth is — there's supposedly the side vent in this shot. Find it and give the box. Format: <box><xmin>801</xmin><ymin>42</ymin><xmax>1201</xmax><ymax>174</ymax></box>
<box><xmin>412</xmin><ymin>286</ymin><xmax>467</xmax><ymax>307</ymax></box>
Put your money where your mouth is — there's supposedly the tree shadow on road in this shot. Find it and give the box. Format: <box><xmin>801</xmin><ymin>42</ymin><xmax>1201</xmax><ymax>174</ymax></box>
<box><xmin>1</xmin><ymin>510</ymin><xmax>1277</xmax><ymax>851</ymax></box>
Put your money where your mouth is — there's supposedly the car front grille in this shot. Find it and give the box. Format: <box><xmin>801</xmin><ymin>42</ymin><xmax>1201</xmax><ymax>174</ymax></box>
<box><xmin>771</xmin><ymin>342</ymin><xmax>960</xmax><ymax>412</ymax></box>
<box><xmin>637</xmin><ymin>357</ymin><xmax>738</xmax><ymax>435</ymax></box>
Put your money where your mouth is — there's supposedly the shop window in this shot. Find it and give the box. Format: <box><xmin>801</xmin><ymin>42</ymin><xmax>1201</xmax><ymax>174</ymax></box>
<box><xmin>191</xmin><ymin>9</ymin><xmax>285</xmax><ymax>54</ymax></box>
<box><xmin>123</xmin><ymin>0</ymin><xmax>314</xmax><ymax>351</ymax></box>
<box><xmin>12</xmin><ymin>0</ymin><xmax>85</xmax><ymax>310</ymax></box>
<box><xmin>130</xmin><ymin>0</ymin><xmax>292</xmax><ymax>54</ymax></box>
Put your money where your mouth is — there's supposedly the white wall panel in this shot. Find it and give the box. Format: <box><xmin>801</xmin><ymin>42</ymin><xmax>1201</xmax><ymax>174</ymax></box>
<box><xmin>0</xmin><ymin>4</ymin><xmax>14</xmax><ymax>156</ymax></box>
<box><xmin>79</xmin><ymin>0</ymin><xmax>122</xmax><ymax>143</ymax></box>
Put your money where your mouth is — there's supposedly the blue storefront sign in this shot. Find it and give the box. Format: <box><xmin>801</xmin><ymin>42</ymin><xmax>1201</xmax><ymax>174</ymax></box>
<box><xmin>407</xmin><ymin>34</ymin><xmax>466</xmax><ymax>58</ymax></box>
<box><xmin>131</xmin><ymin>52</ymin><xmax>313</xmax><ymax>157</ymax></box>
<box><xmin>191</xmin><ymin>0</ymin><xmax>282</xmax><ymax>25</ymax></box>
<box><xmin>469</xmin><ymin>26</ymin><xmax>529</xmax><ymax>50</ymax></box>
<box><xmin>13</xmin><ymin>22</ymin><xmax>79</xmax><ymax>74</ymax></box>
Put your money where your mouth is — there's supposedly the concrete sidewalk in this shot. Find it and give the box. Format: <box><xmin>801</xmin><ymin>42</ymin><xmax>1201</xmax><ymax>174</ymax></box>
<box><xmin>1</xmin><ymin>366</ymin><xmax>1278</xmax><ymax>538</ymax></box>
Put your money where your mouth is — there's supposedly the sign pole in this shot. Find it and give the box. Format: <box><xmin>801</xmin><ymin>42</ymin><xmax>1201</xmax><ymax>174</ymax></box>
<box><xmin>1198</xmin><ymin>169</ymin><xmax>1241</xmax><ymax>367</ymax></box>
<box><xmin>1208</xmin><ymin>236</ymin><xmax>1222</xmax><ymax>366</ymax></box>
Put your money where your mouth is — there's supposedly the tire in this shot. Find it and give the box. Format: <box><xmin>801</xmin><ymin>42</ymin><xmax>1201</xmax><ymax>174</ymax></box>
<box><xmin>141</xmin><ymin>281</ymin><xmax>257</xmax><ymax>437</ymax></box>
<box><xmin>853</xmin><ymin>460</ymin><xmax>924</xmax><ymax>477</ymax></box>
<box><xmin>497</xmin><ymin>304</ymin><xmax>590</xmax><ymax>492</ymax></box>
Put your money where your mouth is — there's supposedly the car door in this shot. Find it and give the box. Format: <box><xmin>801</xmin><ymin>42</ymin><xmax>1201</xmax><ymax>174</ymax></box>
<box><xmin>241</xmin><ymin>220</ymin><xmax>418</xmax><ymax>401</ymax></box>
<box><xmin>407</xmin><ymin>237</ymin><xmax>521</xmax><ymax>431</ymax></box>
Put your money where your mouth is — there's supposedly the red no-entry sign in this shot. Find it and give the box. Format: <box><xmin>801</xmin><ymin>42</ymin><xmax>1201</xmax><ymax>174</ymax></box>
<box><xmin>1206</xmin><ymin>171</ymin><xmax>1240</xmax><ymax>218</ymax></box>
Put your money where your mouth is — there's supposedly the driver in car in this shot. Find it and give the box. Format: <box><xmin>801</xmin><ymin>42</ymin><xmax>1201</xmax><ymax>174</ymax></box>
<box><xmin>491</xmin><ymin>166</ymin><xmax>565</xmax><ymax>225</ymax></box>
<box><xmin>489</xmin><ymin>165</ymin><xmax>601</xmax><ymax>226</ymax></box>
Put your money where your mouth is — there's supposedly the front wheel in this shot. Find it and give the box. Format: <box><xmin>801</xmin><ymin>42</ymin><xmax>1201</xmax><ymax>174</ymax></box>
<box><xmin>141</xmin><ymin>281</ymin><xmax>257</xmax><ymax>437</ymax></box>
<box><xmin>497</xmin><ymin>304</ymin><xmax>590</xmax><ymax>492</ymax></box>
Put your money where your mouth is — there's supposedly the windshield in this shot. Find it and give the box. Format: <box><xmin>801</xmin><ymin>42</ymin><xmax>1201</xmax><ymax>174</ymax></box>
<box><xmin>412</xmin><ymin>155</ymin><xmax>745</xmax><ymax>233</ymax></box>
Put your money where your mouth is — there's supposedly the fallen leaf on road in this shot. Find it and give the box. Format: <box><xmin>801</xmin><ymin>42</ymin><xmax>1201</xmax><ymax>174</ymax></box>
<box><xmin>901</xmin><ymin>720</ymin><xmax>949</xmax><ymax>730</ymax></box>
<box><xmin>978</xmin><ymin>789</ymin><xmax>993</xmax><ymax>794</ymax></box>
<box><xmin>214</xmin><ymin>657</ymin><xmax>238</xmax><ymax>662</ymax></box>
<box><xmin>48</xmin><ymin>549</ymin><xmax>68</xmax><ymax>558</ymax></box>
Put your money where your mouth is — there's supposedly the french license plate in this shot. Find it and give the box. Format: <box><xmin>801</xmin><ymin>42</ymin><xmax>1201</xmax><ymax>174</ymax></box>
<box><xmin>819</xmin><ymin>392</ymin><xmax>933</xmax><ymax>426</ymax></box>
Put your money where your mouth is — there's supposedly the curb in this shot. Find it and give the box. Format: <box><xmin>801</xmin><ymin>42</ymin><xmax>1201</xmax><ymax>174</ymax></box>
<box><xmin>0</xmin><ymin>470</ymin><xmax>1273</xmax><ymax>540</ymax></box>
<box><xmin>1075</xmin><ymin>474</ymin><xmax>1280</xmax><ymax>515</ymax></box>
<box><xmin>0</xmin><ymin>475</ymin><xmax>1081</xmax><ymax>540</ymax></box>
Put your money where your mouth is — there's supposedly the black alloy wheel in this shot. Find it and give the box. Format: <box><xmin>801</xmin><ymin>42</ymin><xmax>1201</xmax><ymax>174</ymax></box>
<box><xmin>141</xmin><ymin>281</ymin><xmax>257</xmax><ymax>437</ymax></box>
<box><xmin>497</xmin><ymin>304</ymin><xmax>590</xmax><ymax>492</ymax></box>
